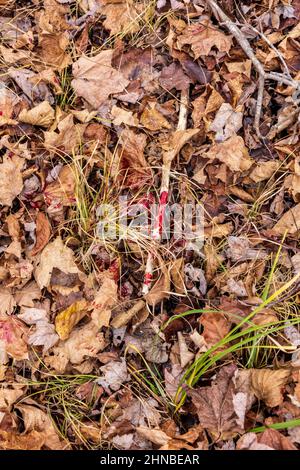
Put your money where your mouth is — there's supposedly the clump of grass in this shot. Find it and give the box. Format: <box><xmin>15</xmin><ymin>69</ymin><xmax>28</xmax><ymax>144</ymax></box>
<box><xmin>22</xmin><ymin>372</ymin><xmax>102</xmax><ymax>449</ymax></box>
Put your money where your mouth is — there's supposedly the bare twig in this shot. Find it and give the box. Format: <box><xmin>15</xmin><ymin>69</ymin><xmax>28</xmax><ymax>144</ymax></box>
<box><xmin>142</xmin><ymin>88</ymin><xmax>189</xmax><ymax>296</ymax></box>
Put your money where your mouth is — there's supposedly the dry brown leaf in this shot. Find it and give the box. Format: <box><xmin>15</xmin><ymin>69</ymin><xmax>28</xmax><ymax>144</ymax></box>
<box><xmin>8</xmin><ymin>67</ymin><xmax>53</xmax><ymax>104</ymax></box>
<box><xmin>188</xmin><ymin>364</ymin><xmax>243</xmax><ymax>439</ymax></box>
<box><xmin>91</xmin><ymin>276</ymin><xmax>118</xmax><ymax>328</ymax></box>
<box><xmin>72</xmin><ymin>50</ymin><xmax>129</xmax><ymax>109</ymax></box>
<box><xmin>177</xmin><ymin>21</ymin><xmax>232</xmax><ymax>59</ymax></box>
<box><xmin>38</xmin><ymin>32</ymin><xmax>71</xmax><ymax>70</ymax></box>
<box><xmin>15</xmin><ymin>402</ymin><xmax>69</xmax><ymax>450</ymax></box>
<box><xmin>136</xmin><ymin>426</ymin><xmax>171</xmax><ymax>447</ymax></box>
<box><xmin>200</xmin><ymin>311</ymin><xmax>231</xmax><ymax>348</ymax></box>
<box><xmin>204</xmin><ymin>135</ymin><xmax>253</xmax><ymax>172</ymax></box>
<box><xmin>251</xmin><ymin>369</ymin><xmax>290</xmax><ymax>407</ymax></box>
<box><xmin>18</xmin><ymin>307</ymin><xmax>59</xmax><ymax>353</ymax></box>
<box><xmin>18</xmin><ymin>101</ymin><xmax>55</xmax><ymax>128</ymax></box>
<box><xmin>140</xmin><ymin>104</ymin><xmax>171</xmax><ymax>131</ymax></box>
<box><xmin>0</xmin><ymin>288</ymin><xmax>16</xmax><ymax>315</ymax></box>
<box><xmin>271</xmin><ymin>203</ymin><xmax>300</xmax><ymax>235</ymax></box>
<box><xmin>0</xmin><ymin>155</ymin><xmax>23</xmax><ymax>206</ymax></box>
<box><xmin>111</xmin><ymin>105</ymin><xmax>138</xmax><ymax>127</ymax></box>
<box><xmin>209</xmin><ymin>103</ymin><xmax>243</xmax><ymax>142</ymax></box>
<box><xmin>45</xmin><ymin>321</ymin><xmax>106</xmax><ymax>371</ymax></box>
<box><xmin>0</xmin><ymin>430</ymin><xmax>45</xmax><ymax>450</ymax></box>
<box><xmin>111</xmin><ymin>299</ymin><xmax>145</xmax><ymax>329</ymax></box>
<box><xmin>102</xmin><ymin>1</ymin><xmax>144</xmax><ymax>36</ymax></box>
<box><xmin>31</xmin><ymin>212</ymin><xmax>51</xmax><ymax>256</ymax></box>
<box><xmin>250</xmin><ymin>161</ymin><xmax>280</xmax><ymax>183</ymax></box>
<box><xmin>44</xmin><ymin>165</ymin><xmax>76</xmax><ymax>212</ymax></box>
<box><xmin>0</xmin><ymin>85</ymin><xmax>20</xmax><ymax>126</ymax></box>
<box><xmin>177</xmin><ymin>332</ymin><xmax>194</xmax><ymax>368</ymax></box>
<box><xmin>44</xmin><ymin>114</ymin><xmax>85</xmax><ymax>154</ymax></box>
<box><xmin>34</xmin><ymin>236</ymin><xmax>80</xmax><ymax>289</ymax></box>
<box><xmin>259</xmin><ymin>428</ymin><xmax>297</xmax><ymax>450</ymax></box>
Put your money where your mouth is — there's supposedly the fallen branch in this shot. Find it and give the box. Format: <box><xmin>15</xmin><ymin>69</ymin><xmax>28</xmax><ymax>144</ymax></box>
<box><xmin>207</xmin><ymin>0</ymin><xmax>300</xmax><ymax>138</ymax></box>
<box><xmin>142</xmin><ymin>88</ymin><xmax>189</xmax><ymax>295</ymax></box>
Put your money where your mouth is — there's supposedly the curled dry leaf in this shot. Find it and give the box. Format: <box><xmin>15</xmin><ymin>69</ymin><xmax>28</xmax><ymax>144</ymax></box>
<box><xmin>251</xmin><ymin>368</ymin><xmax>290</xmax><ymax>407</ymax></box>
<box><xmin>91</xmin><ymin>276</ymin><xmax>118</xmax><ymax>329</ymax></box>
<box><xmin>72</xmin><ymin>50</ymin><xmax>129</xmax><ymax>109</ymax></box>
<box><xmin>18</xmin><ymin>101</ymin><xmax>55</xmax><ymax>128</ymax></box>
<box><xmin>31</xmin><ymin>212</ymin><xmax>51</xmax><ymax>256</ymax></box>
<box><xmin>55</xmin><ymin>299</ymin><xmax>88</xmax><ymax>340</ymax></box>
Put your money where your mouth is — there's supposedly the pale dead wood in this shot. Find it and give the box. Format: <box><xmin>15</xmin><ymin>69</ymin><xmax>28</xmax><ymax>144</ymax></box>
<box><xmin>142</xmin><ymin>88</ymin><xmax>189</xmax><ymax>296</ymax></box>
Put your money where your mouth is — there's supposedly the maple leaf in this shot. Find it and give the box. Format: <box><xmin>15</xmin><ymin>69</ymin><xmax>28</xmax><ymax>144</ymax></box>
<box><xmin>72</xmin><ymin>50</ymin><xmax>129</xmax><ymax>109</ymax></box>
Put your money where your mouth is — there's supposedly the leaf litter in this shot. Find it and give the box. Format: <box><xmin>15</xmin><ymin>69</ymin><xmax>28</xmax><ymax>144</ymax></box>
<box><xmin>0</xmin><ymin>0</ymin><xmax>300</xmax><ymax>451</ymax></box>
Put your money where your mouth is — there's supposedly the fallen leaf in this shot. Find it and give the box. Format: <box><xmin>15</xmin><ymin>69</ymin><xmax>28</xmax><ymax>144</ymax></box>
<box><xmin>18</xmin><ymin>307</ymin><xmax>59</xmax><ymax>352</ymax></box>
<box><xmin>31</xmin><ymin>212</ymin><xmax>51</xmax><ymax>256</ymax></box>
<box><xmin>0</xmin><ymin>289</ymin><xmax>16</xmax><ymax>315</ymax></box>
<box><xmin>140</xmin><ymin>103</ymin><xmax>171</xmax><ymax>131</ymax></box>
<box><xmin>177</xmin><ymin>332</ymin><xmax>194</xmax><ymax>368</ymax></box>
<box><xmin>251</xmin><ymin>369</ymin><xmax>290</xmax><ymax>407</ymax></box>
<box><xmin>209</xmin><ymin>103</ymin><xmax>243</xmax><ymax>142</ymax></box>
<box><xmin>0</xmin><ymin>430</ymin><xmax>45</xmax><ymax>450</ymax></box>
<box><xmin>188</xmin><ymin>364</ymin><xmax>244</xmax><ymax>439</ymax></box>
<box><xmin>203</xmin><ymin>135</ymin><xmax>253</xmax><ymax>172</ymax></box>
<box><xmin>250</xmin><ymin>161</ymin><xmax>280</xmax><ymax>182</ymax></box>
<box><xmin>0</xmin><ymin>316</ymin><xmax>28</xmax><ymax>360</ymax></box>
<box><xmin>15</xmin><ymin>402</ymin><xmax>69</xmax><ymax>450</ymax></box>
<box><xmin>34</xmin><ymin>237</ymin><xmax>81</xmax><ymax>289</ymax></box>
<box><xmin>8</xmin><ymin>67</ymin><xmax>53</xmax><ymax>104</ymax></box>
<box><xmin>102</xmin><ymin>1</ymin><xmax>144</xmax><ymax>36</ymax></box>
<box><xmin>46</xmin><ymin>321</ymin><xmax>106</xmax><ymax>371</ymax></box>
<box><xmin>200</xmin><ymin>311</ymin><xmax>231</xmax><ymax>348</ymax></box>
<box><xmin>91</xmin><ymin>276</ymin><xmax>118</xmax><ymax>328</ymax></box>
<box><xmin>0</xmin><ymin>155</ymin><xmax>23</xmax><ymax>206</ymax></box>
<box><xmin>177</xmin><ymin>20</ymin><xmax>232</xmax><ymax>59</ymax></box>
<box><xmin>271</xmin><ymin>203</ymin><xmax>300</xmax><ymax>235</ymax></box>
<box><xmin>18</xmin><ymin>101</ymin><xmax>55</xmax><ymax>128</ymax></box>
<box><xmin>55</xmin><ymin>300</ymin><xmax>88</xmax><ymax>340</ymax></box>
<box><xmin>96</xmin><ymin>358</ymin><xmax>129</xmax><ymax>392</ymax></box>
<box><xmin>72</xmin><ymin>50</ymin><xmax>129</xmax><ymax>109</ymax></box>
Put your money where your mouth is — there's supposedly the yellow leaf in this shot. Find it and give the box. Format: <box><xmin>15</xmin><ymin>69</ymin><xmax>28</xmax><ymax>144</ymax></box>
<box><xmin>55</xmin><ymin>300</ymin><xmax>88</xmax><ymax>340</ymax></box>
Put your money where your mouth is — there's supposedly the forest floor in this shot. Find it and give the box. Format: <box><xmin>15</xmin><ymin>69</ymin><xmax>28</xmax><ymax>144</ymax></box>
<box><xmin>1</xmin><ymin>0</ymin><xmax>300</xmax><ymax>451</ymax></box>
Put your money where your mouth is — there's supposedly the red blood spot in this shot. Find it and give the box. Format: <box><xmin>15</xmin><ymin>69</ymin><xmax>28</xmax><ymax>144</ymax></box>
<box><xmin>0</xmin><ymin>321</ymin><xmax>13</xmax><ymax>343</ymax></box>
<box><xmin>108</xmin><ymin>259</ymin><xmax>120</xmax><ymax>282</ymax></box>
<box><xmin>143</xmin><ymin>272</ymin><xmax>153</xmax><ymax>285</ymax></box>
<box><xmin>0</xmin><ymin>111</ymin><xmax>3</xmax><ymax>116</ymax></box>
